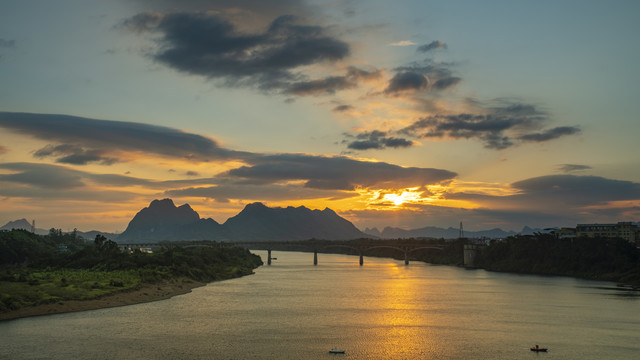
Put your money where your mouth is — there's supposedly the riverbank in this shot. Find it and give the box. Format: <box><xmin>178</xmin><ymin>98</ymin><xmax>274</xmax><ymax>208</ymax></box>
<box><xmin>0</xmin><ymin>277</ymin><xmax>205</xmax><ymax>322</ymax></box>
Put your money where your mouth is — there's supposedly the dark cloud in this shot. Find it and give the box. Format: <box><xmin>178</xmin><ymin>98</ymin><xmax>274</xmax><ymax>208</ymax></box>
<box><xmin>287</xmin><ymin>66</ymin><xmax>382</xmax><ymax>95</ymax></box>
<box><xmin>34</xmin><ymin>144</ymin><xmax>118</xmax><ymax>165</ymax></box>
<box><xmin>285</xmin><ymin>76</ymin><xmax>355</xmax><ymax>96</ymax></box>
<box><xmin>130</xmin><ymin>0</ymin><xmax>307</xmax><ymax>19</ymax></box>
<box><xmin>0</xmin><ymin>112</ymin><xmax>250</xmax><ymax>163</ymax></box>
<box><xmin>384</xmin><ymin>71</ymin><xmax>428</xmax><ymax>94</ymax></box>
<box><xmin>557</xmin><ymin>164</ymin><xmax>592</xmax><ymax>173</ymax></box>
<box><xmin>398</xmin><ymin>102</ymin><xmax>579</xmax><ymax>149</ymax></box>
<box><xmin>510</xmin><ymin>175</ymin><xmax>640</xmax><ymax>205</ymax></box>
<box><xmin>432</xmin><ymin>77</ymin><xmax>461</xmax><ymax>90</ymax></box>
<box><xmin>165</xmin><ymin>182</ymin><xmax>350</xmax><ymax>203</ymax></box>
<box><xmin>448</xmin><ymin>175</ymin><xmax>640</xmax><ymax>210</ymax></box>
<box><xmin>186</xmin><ymin>171</ymin><xmax>200</xmax><ymax>176</ymax></box>
<box><xmin>416</xmin><ymin>40</ymin><xmax>447</xmax><ymax>53</ymax></box>
<box><xmin>384</xmin><ymin>60</ymin><xmax>460</xmax><ymax>95</ymax></box>
<box><xmin>0</xmin><ymin>38</ymin><xmax>16</xmax><ymax>48</ymax></box>
<box><xmin>519</xmin><ymin>126</ymin><xmax>581</xmax><ymax>142</ymax></box>
<box><xmin>123</xmin><ymin>12</ymin><xmax>351</xmax><ymax>95</ymax></box>
<box><xmin>333</xmin><ymin>104</ymin><xmax>354</xmax><ymax>112</ymax></box>
<box><xmin>0</xmin><ymin>163</ymin><xmax>85</xmax><ymax>189</ymax></box>
<box><xmin>345</xmin><ymin>130</ymin><xmax>415</xmax><ymax>150</ymax></box>
<box><xmin>227</xmin><ymin>153</ymin><xmax>456</xmax><ymax>190</ymax></box>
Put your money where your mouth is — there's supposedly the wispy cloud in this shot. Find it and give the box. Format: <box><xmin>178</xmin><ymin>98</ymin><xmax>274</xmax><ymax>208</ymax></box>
<box><xmin>519</xmin><ymin>126</ymin><xmax>581</xmax><ymax>142</ymax></box>
<box><xmin>0</xmin><ymin>38</ymin><xmax>16</xmax><ymax>48</ymax></box>
<box><xmin>341</xmin><ymin>101</ymin><xmax>580</xmax><ymax>151</ymax></box>
<box><xmin>332</xmin><ymin>104</ymin><xmax>355</xmax><ymax>112</ymax></box>
<box><xmin>343</xmin><ymin>130</ymin><xmax>415</xmax><ymax>150</ymax></box>
<box><xmin>226</xmin><ymin>153</ymin><xmax>457</xmax><ymax>191</ymax></box>
<box><xmin>0</xmin><ymin>112</ymin><xmax>251</xmax><ymax>163</ymax></box>
<box><xmin>557</xmin><ymin>164</ymin><xmax>592</xmax><ymax>173</ymax></box>
<box><xmin>416</xmin><ymin>40</ymin><xmax>447</xmax><ymax>53</ymax></box>
<box><xmin>390</xmin><ymin>40</ymin><xmax>416</xmax><ymax>46</ymax></box>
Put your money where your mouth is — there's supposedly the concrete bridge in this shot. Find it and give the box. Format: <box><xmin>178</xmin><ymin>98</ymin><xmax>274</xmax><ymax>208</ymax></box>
<box><xmin>121</xmin><ymin>239</ymin><xmax>479</xmax><ymax>267</ymax></box>
<box><xmin>232</xmin><ymin>239</ymin><xmax>446</xmax><ymax>266</ymax></box>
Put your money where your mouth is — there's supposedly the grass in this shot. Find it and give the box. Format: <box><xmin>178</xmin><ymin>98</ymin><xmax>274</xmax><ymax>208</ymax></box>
<box><xmin>0</xmin><ymin>268</ymin><xmax>142</xmax><ymax>312</ymax></box>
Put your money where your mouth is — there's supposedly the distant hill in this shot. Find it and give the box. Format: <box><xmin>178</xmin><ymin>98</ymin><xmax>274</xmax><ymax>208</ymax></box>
<box><xmin>363</xmin><ymin>225</ymin><xmax>543</xmax><ymax>239</ymax></box>
<box><xmin>224</xmin><ymin>202</ymin><xmax>365</xmax><ymax>241</ymax></box>
<box><xmin>117</xmin><ymin>199</ymin><xmax>367</xmax><ymax>243</ymax></box>
<box><xmin>0</xmin><ymin>218</ymin><xmax>48</xmax><ymax>235</ymax></box>
<box><xmin>75</xmin><ymin>230</ymin><xmax>118</xmax><ymax>242</ymax></box>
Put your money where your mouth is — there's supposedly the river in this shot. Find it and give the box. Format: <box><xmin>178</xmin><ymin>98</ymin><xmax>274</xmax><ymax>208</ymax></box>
<box><xmin>1</xmin><ymin>251</ymin><xmax>639</xmax><ymax>359</ymax></box>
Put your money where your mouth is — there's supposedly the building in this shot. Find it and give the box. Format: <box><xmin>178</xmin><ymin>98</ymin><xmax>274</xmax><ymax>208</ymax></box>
<box><xmin>554</xmin><ymin>227</ymin><xmax>577</xmax><ymax>239</ymax></box>
<box><xmin>575</xmin><ymin>222</ymin><xmax>639</xmax><ymax>243</ymax></box>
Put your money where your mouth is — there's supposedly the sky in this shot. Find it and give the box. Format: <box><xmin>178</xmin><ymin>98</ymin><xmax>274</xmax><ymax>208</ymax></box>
<box><xmin>1</xmin><ymin>0</ymin><xmax>639</xmax><ymax>233</ymax></box>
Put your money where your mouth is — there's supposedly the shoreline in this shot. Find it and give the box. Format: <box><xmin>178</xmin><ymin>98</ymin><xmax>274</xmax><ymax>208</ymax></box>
<box><xmin>0</xmin><ymin>277</ymin><xmax>205</xmax><ymax>322</ymax></box>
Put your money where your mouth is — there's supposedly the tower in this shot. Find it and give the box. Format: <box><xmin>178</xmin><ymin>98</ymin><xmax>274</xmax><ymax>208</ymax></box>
<box><xmin>459</xmin><ymin>221</ymin><xmax>464</xmax><ymax>239</ymax></box>
<box><xmin>31</xmin><ymin>220</ymin><xmax>35</xmax><ymax>233</ymax></box>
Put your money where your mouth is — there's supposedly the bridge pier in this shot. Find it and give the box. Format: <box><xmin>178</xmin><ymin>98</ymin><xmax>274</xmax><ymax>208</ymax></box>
<box><xmin>359</xmin><ymin>251</ymin><xmax>363</xmax><ymax>266</ymax></box>
<box><xmin>314</xmin><ymin>250</ymin><xmax>318</xmax><ymax>265</ymax></box>
<box><xmin>404</xmin><ymin>250</ymin><xmax>409</xmax><ymax>265</ymax></box>
<box><xmin>267</xmin><ymin>249</ymin><xmax>272</xmax><ymax>266</ymax></box>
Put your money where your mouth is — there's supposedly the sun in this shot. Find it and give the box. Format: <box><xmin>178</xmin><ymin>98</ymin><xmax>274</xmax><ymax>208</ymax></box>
<box><xmin>381</xmin><ymin>189</ymin><xmax>423</xmax><ymax>206</ymax></box>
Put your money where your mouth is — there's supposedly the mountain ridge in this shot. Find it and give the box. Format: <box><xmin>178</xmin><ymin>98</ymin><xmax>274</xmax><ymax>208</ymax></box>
<box><xmin>117</xmin><ymin>199</ymin><xmax>367</xmax><ymax>243</ymax></box>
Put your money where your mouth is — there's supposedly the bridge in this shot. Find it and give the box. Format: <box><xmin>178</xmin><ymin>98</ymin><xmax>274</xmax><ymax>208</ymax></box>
<box><xmin>232</xmin><ymin>239</ymin><xmax>446</xmax><ymax>266</ymax></box>
<box><xmin>119</xmin><ymin>238</ymin><xmax>479</xmax><ymax>266</ymax></box>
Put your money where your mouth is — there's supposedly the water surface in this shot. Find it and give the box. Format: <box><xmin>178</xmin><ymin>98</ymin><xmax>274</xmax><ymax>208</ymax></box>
<box><xmin>1</xmin><ymin>251</ymin><xmax>638</xmax><ymax>359</ymax></box>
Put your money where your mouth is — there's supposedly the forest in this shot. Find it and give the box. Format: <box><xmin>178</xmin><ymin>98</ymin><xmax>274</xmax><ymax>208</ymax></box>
<box><xmin>0</xmin><ymin>229</ymin><xmax>262</xmax><ymax>313</ymax></box>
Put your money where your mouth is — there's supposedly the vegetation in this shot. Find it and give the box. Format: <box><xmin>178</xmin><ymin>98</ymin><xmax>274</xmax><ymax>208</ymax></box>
<box><xmin>474</xmin><ymin>234</ymin><xmax>640</xmax><ymax>285</ymax></box>
<box><xmin>0</xmin><ymin>230</ymin><xmax>262</xmax><ymax>313</ymax></box>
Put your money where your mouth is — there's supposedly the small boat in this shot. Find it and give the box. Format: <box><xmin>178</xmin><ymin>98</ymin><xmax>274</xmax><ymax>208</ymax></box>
<box><xmin>329</xmin><ymin>347</ymin><xmax>345</xmax><ymax>354</ymax></box>
<box><xmin>530</xmin><ymin>345</ymin><xmax>548</xmax><ymax>352</ymax></box>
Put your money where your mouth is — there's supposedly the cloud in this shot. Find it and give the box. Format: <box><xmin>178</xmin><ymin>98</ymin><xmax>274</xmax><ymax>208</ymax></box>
<box><xmin>390</xmin><ymin>40</ymin><xmax>416</xmax><ymax>46</ymax></box>
<box><xmin>130</xmin><ymin>0</ymin><xmax>307</xmax><ymax>19</ymax></box>
<box><xmin>0</xmin><ymin>145</ymin><xmax>7</xmax><ymax>154</ymax></box>
<box><xmin>333</xmin><ymin>104</ymin><xmax>354</xmax><ymax>112</ymax></box>
<box><xmin>0</xmin><ymin>112</ymin><xmax>250</xmax><ymax>163</ymax></box>
<box><xmin>344</xmin><ymin>130</ymin><xmax>415</xmax><ymax>150</ymax></box>
<box><xmin>186</xmin><ymin>171</ymin><xmax>200</xmax><ymax>176</ymax></box>
<box><xmin>448</xmin><ymin>175</ymin><xmax>640</xmax><ymax>210</ymax></box>
<box><xmin>0</xmin><ymin>38</ymin><xmax>16</xmax><ymax>48</ymax></box>
<box><xmin>398</xmin><ymin>102</ymin><xmax>579</xmax><ymax>149</ymax></box>
<box><xmin>284</xmin><ymin>66</ymin><xmax>381</xmax><ymax>96</ymax></box>
<box><xmin>519</xmin><ymin>126</ymin><xmax>581</xmax><ymax>142</ymax></box>
<box><xmin>384</xmin><ymin>71</ymin><xmax>428</xmax><ymax>95</ymax></box>
<box><xmin>416</xmin><ymin>40</ymin><xmax>447</xmax><ymax>53</ymax></box>
<box><xmin>0</xmin><ymin>163</ymin><xmax>86</xmax><ymax>189</ymax></box>
<box><xmin>165</xmin><ymin>182</ymin><xmax>349</xmax><ymax>203</ymax></box>
<box><xmin>226</xmin><ymin>153</ymin><xmax>457</xmax><ymax>190</ymax></box>
<box><xmin>557</xmin><ymin>164</ymin><xmax>592</xmax><ymax>173</ymax></box>
<box><xmin>34</xmin><ymin>144</ymin><xmax>118</xmax><ymax>165</ymax></box>
<box><xmin>123</xmin><ymin>12</ymin><xmax>351</xmax><ymax>95</ymax></box>
<box><xmin>432</xmin><ymin>77</ymin><xmax>461</xmax><ymax>90</ymax></box>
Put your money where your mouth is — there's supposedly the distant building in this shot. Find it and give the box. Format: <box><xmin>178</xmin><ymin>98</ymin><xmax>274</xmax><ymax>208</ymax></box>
<box><xmin>555</xmin><ymin>227</ymin><xmax>577</xmax><ymax>239</ymax></box>
<box><xmin>576</xmin><ymin>222</ymin><xmax>639</xmax><ymax>243</ymax></box>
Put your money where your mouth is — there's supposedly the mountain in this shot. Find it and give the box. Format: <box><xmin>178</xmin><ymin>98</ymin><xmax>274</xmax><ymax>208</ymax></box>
<box><xmin>224</xmin><ymin>202</ymin><xmax>366</xmax><ymax>241</ymax></box>
<box><xmin>118</xmin><ymin>199</ymin><xmax>225</xmax><ymax>243</ymax></box>
<box><xmin>117</xmin><ymin>199</ymin><xmax>367</xmax><ymax>243</ymax></box>
<box><xmin>0</xmin><ymin>218</ymin><xmax>48</xmax><ymax>235</ymax></box>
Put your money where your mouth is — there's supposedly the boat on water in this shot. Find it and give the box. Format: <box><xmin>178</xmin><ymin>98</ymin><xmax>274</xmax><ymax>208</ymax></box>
<box><xmin>329</xmin><ymin>347</ymin><xmax>345</xmax><ymax>354</ymax></box>
<box><xmin>530</xmin><ymin>345</ymin><xmax>548</xmax><ymax>352</ymax></box>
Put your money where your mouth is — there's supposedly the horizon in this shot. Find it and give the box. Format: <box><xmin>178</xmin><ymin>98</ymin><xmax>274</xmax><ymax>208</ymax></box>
<box><xmin>1</xmin><ymin>1</ymin><xmax>639</xmax><ymax>233</ymax></box>
<box><xmin>2</xmin><ymin>198</ymin><xmax>633</xmax><ymax>235</ymax></box>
